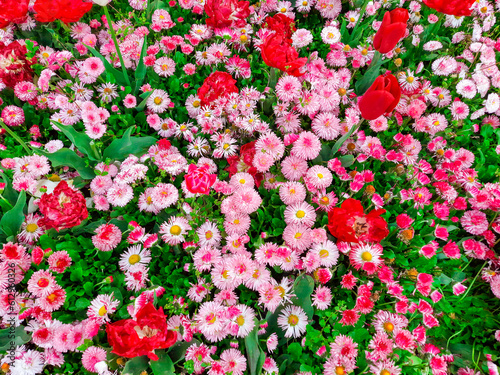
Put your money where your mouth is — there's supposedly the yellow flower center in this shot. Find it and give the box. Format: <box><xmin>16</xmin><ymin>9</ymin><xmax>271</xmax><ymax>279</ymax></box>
<box><xmin>207</xmin><ymin>313</ymin><xmax>217</xmax><ymax>324</ymax></box>
<box><xmin>170</xmin><ymin>225</ymin><xmax>182</xmax><ymax>235</ymax></box>
<box><xmin>361</xmin><ymin>251</ymin><xmax>372</xmax><ymax>261</ymax></box>
<box><xmin>154</xmin><ymin>97</ymin><xmax>162</xmax><ymax>105</ymax></box>
<box><xmin>98</xmin><ymin>306</ymin><xmax>107</xmax><ymax>316</ymax></box>
<box><xmin>193</xmin><ymin>100</ymin><xmax>200</xmax><ymax>108</ymax></box>
<box><xmin>129</xmin><ymin>254</ymin><xmax>141</xmax><ymax>265</ymax></box>
<box><xmin>296</xmin><ymin>210</ymin><xmax>306</xmax><ymax>218</ymax></box>
<box><xmin>406</xmin><ymin>77</ymin><xmax>414</xmax><ymax>83</ymax></box>
<box><xmin>26</xmin><ymin>223</ymin><xmax>38</xmax><ymax>233</ymax></box>
<box><xmin>239</xmin><ymin>179</ymin><xmax>246</xmax><ymax>184</ymax></box>
<box><xmin>384</xmin><ymin>322</ymin><xmax>394</xmax><ymax>332</ymax></box>
<box><xmin>319</xmin><ymin>249</ymin><xmax>329</xmax><ymax>258</ymax></box>
<box><xmin>236</xmin><ymin>315</ymin><xmax>245</xmax><ymax>326</ymax></box>
<box><xmin>335</xmin><ymin>366</ymin><xmax>345</xmax><ymax>375</ymax></box>
<box><xmin>288</xmin><ymin>314</ymin><xmax>299</xmax><ymax>326</ymax></box>
<box><xmin>205</xmin><ymin>231</ymin><xmax>213</xmax><ymax>240</ymax></box>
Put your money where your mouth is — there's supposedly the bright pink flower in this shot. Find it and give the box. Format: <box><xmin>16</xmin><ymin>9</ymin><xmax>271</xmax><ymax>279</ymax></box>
<box><xmin>184</xmin><ymin>164</ymin><xmax>217</xmax><ymax>195</ymax></box>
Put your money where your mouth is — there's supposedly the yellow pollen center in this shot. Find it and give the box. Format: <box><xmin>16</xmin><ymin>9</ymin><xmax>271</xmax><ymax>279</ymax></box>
<box><xmin>170</xmin><ymin>225</ymin><xmax>182</xmax><ymax>235</ymax></box>
<box><xmin>26</xmin><ymin>223</ymin><xmax>38</xmax><ymax>233</ymax></box>
<box><xmin>407</xmin><ymin>77</ymin><xmax>414</xmax><ymax>83</ymax></box>
<box><xmin>193</xmin><ymin>100</ymin><xmax>200</xmax><ymax>108</ymax></box>
<box><xmin>296</xmin><ymin>210</ymin><xmax>306</xmax><ymax>218</ymax></box>
<box><xmin>236</xmin><ymin>315</ymin><xmax>245</xmax><ymax>326</ymax></box>
<box><xmin>288</xmin><ymin>314</ymin><xmax>299</xmax><ymax>326</ymax></box>
<box><xmin>205</xmin><ymin>231</ymin><xmax>213</xmax><ymax>240</ymax></box>
<box><xmin>319</xmin><ymin>249</ymin><xmax>329</xmax><ymax>258</ymax></box>
<box><xmin>154</xmin><ymin>97</ymin><xmax>162</xmax><ymax>105</ymax></box>
<box><xmin>384</xmin><ymin>322</ymin><xmax>394</xmax><ymax>332</ymax></box>
<box><xmin>129</xmin><ymin>254</ymin><xmax>141</xmax><ymax>265</ymax></box>
<box><xmin>239</xmin><ymin>179</ymin><xmax>246</xmax><ymax>184</ymax></box>
<box><xmin>361</xmin><ymin>251</ymin><xmax>372</xmax><ymax>261</ymax></box>
<box><xmin>98</xmin><ymin>306</ymin><xmax>107</xmax><ymax>316</ymax></box>
<box><xmin>335</xmin><ymin>366</ymin><xmax>346</xmax><ymax>375</ymax></box>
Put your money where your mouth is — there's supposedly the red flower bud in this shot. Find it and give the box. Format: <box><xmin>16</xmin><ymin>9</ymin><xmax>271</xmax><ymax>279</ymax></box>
<box><xmin>373</xmin><ymin>8</ymin><xmax>409</xmax><ymax>54</ymax></box>
<box><xmin>358</xmin><ymin>74</ymin><xmax>401</xmax><ymax>120</ymax></box>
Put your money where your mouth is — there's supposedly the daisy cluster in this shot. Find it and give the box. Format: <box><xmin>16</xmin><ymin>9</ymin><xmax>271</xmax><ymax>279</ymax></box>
<box><xmin>0</xmin><ymin>0</ymin><xmax>500</xmax><ymax>374</ymax></box>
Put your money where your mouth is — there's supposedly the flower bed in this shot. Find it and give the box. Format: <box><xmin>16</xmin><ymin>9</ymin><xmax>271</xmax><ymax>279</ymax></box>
<box><xmin>0</xmin><ymin>0</ymin><xmax>500</xmax><ymax>374</ymax></box>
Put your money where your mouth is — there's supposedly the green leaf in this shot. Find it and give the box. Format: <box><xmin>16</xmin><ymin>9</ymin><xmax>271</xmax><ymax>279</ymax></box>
<box><xmin>287</xmin><ymin>342</ymin><xmax>302</xmax><ymax>360</ymax></box>
<box><xmin>354</xmin><ymin>51</ymin><xmax>384</xmax><ymax>96</ymax></box>
<box><xmin>36</xmin><ymin>148</ymin><xmax>96</xmax><ymax>179</ymax></box>
<box><xmin>134</xmin><ymin>36</ymin><xmax>149</xmax><ymax>95</ymax></box>
<box><xmin>151</xmin><ymin>350</ymin><xmax>175</xmax><ymax>375</ymax></box>
<box><xmin>76</xmin><ymin>338</ymin><xmax>94</xmax><ymax>352</ymax></box>
<box><xmin>332</xmin><ymin>121</ymin><xmax>362</xmax><ymax>156</ymax></box>
<box><xmin>136</xmin><ymin>91</ymin><xmax>153</xmax><ymax>112</ymax></box>
<box><xmin>245</xmin><ymin>322</ymin><xmax>266</xmax><ymax>375</ymax></box>
<box><xmin>339</xmin><ymin>154</ymin><xmax>355</xmax><ymax>167</ymax></box>
<box><xmin>122</xmin><ymin>356</ymin><xmax>149</xmax><ymax>375</ymax></box>
<box><xmin>168</xmin><ymin>340</ymin><xmax>199</xmax><ymax>364</ymax></box>
<box><xmin>312</xmin><ymin>143</ymin><xmax>332</xmax><ymax>164</ymax></box>
<box><xmin>0</xmin><ymin>190</ymin><xmax>26</xmax><ymax>238</ymax></box>
<box><xmin>54</xmin><ymin>122</ymin><xmax>99</xmax><ymax>161</ymax></box>
<box><xmin>0</xmin><ymin>326</ymin><xmax>31</xmax><ymax>352</ymax></box>
<box><xmin>102</xmin><ymin>126</ymin><xmax>157</xmax><ymax>161</ymax></box>
<box><xmin>75</xmin><ymin>297</ymin><xmax>90</xmax><ymax>310</ymax></box>
<box><xmin>291</xmin><ymin>275</ymin><xmax>315</xmax><ymax>319</ymax></box>
<box><xmin>85</xmin><ymin>44</ymin><xmax>129</xmax><ymax>87</ymax></box>
<box><xmin>0</xmin><ymin>173</ymin><xmax>19</xmax><ymax>207</ymax></box>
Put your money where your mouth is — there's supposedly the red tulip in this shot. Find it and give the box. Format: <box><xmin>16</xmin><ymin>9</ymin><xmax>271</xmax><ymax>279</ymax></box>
<box><xmin>358</xmin><ymin>74</ymin><xmax>401</xmax><ymax>120</ymax></box>
<box><xmin>261</xmin><ymin>32</ymin><xmax>307</xmax><ymax>77</ymax></box>
<box><xmin>185</xmin><ymin>164</ymin><xmax>217</xmax><ymax>195</ymax></box>
<box><xmin>423</xmin><ymin>0</ymin><xmax>475</xmax><ymax>17</ymax></box>
<box><xmin>373</xmin><ymin>8</ymin><xmax>409</xmax><ymax>54</ymax></box>
<box><xmin>33</xmin><ymin>0</ymin><xmax>93</xmax><ymax>23</ymax></box>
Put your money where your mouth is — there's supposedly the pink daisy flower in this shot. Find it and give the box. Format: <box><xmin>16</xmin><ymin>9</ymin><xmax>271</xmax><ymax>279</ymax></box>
<box><xmin>92</xmin><ymin>223</ymin><xmax>122</xmax><ymax>252</ymax></box>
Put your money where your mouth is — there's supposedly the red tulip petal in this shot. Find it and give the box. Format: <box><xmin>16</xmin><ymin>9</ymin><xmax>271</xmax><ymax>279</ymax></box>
<box><xmin>359</xmin><ymin>90</ymin><xmax>395</xmax><ymax>120</ymax></box>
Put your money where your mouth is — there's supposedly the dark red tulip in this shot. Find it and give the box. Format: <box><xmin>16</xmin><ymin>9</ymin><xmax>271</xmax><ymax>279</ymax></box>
<box><xmin>358</xmin><ymin>74</ymin><xmax>401</xmax><ymax>120</ymax></box>
<box><xmin>423</xmin><ymin>0</ymin><xmax>475</xmax><ymax>17</ymax></box>
<box><xmin>373</xmin><ymin>8</ymin><xmax>409</xmax><ymax>54</ymax></box>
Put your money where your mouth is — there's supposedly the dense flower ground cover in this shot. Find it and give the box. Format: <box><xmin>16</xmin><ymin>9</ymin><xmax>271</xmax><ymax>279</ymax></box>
<box><xmin>0</xmin><ymin>0</ymin><xmax>500</xmax><ymax>373</ymax></box>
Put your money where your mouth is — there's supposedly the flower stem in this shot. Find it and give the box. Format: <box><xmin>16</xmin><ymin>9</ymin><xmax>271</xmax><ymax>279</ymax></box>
<box><xmin>457</xmin><ymin>261</ymin><xmax>487</xmax><ymax>302</ymax></box>
<box><xmin>103</xmin><ymin>5</ymin><xmax>131</xmax><ymax>87</ymax></box>
<box><xmin>0</xmin><ymin>120</ymin><xmax>32</xmax><ymax>155</ymax></box>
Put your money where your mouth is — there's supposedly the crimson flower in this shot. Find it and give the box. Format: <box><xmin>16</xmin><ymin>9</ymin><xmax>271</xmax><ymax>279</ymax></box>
<box><xmin>327</xmin><ymin>198</ymin><xmax>389</xmax><ymax>243</ymax></box>
<box><xmin>106</xmin><ymin>303</ymin><xmax>177</xmax><ymax>361</ymax></box>
<box><xmin>38</xmin><ymin>181</ymin><xmax>88</xmax><ymax>231</ymax></box>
